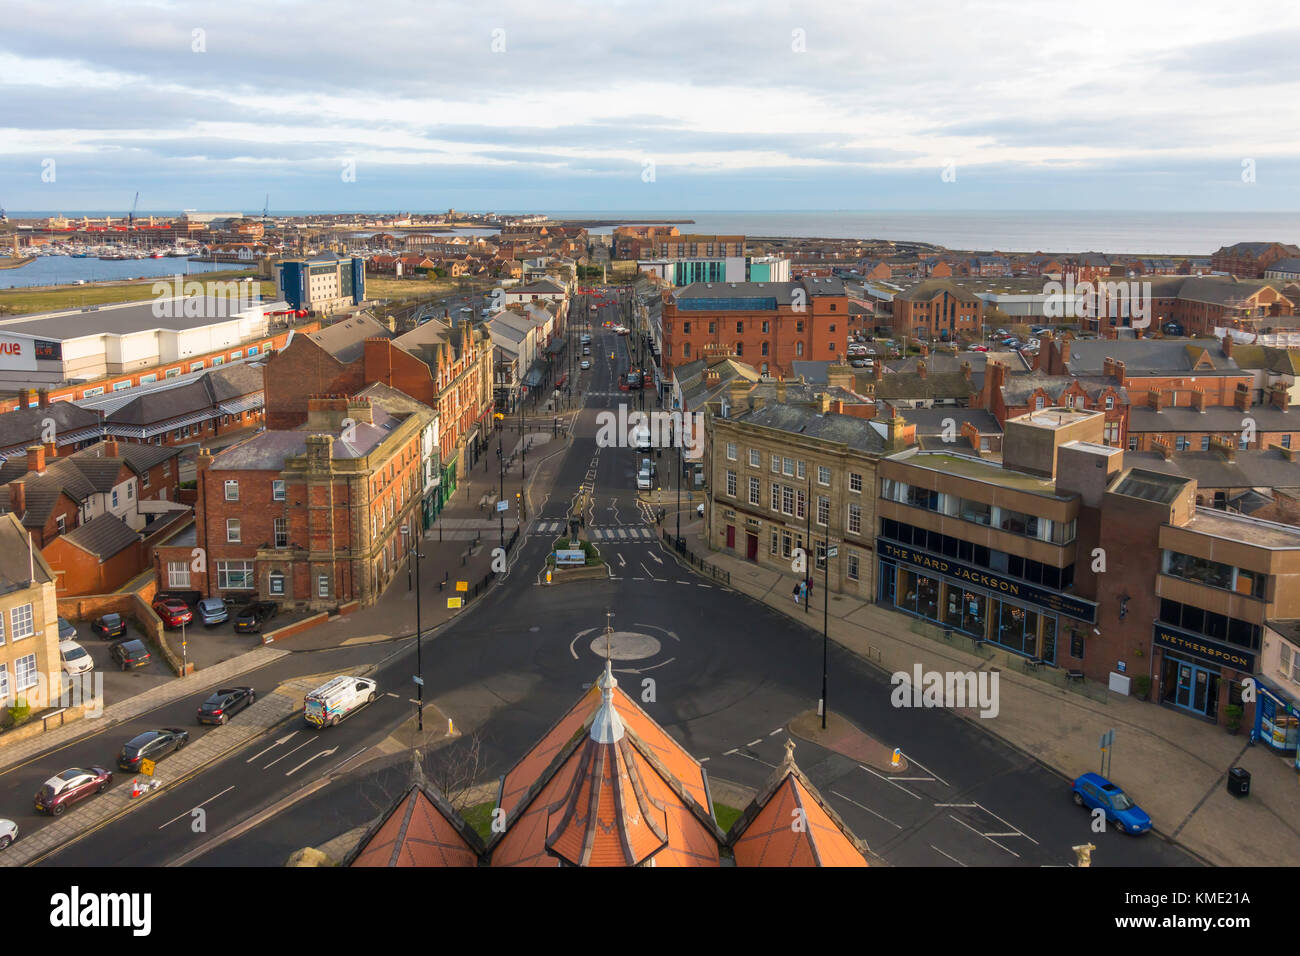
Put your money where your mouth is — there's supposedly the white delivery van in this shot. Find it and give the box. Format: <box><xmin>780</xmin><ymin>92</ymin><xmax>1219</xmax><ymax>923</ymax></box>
<box><xmin>634</xmin><ymin>426</ymin><xmax>652</xmax><ymax>452</ymax></box>
<box><xmin>304</xmin><ymin>675</ymin><xmax>378</xmax><ymax>729</ymax></box>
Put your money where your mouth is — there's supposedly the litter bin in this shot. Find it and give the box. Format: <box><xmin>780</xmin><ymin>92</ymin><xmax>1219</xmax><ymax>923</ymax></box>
<box><xmin>1227</xmin><ymin>766</ymin><xmax>1251</xmax><ymax>798</ymax></box>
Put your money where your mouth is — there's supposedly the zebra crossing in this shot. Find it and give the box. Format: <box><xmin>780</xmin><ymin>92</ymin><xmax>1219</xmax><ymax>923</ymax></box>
<box><xmin>531</xmin><ymin>520</ymin><xmax>654</xmax><ymax>541</ymax></box>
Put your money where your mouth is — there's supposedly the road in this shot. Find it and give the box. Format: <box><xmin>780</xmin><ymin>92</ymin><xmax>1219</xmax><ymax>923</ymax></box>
<box><xmin>24</xmin><ymin>285</ymin><xmax>1199</xmax><ymax>868</ymax></box>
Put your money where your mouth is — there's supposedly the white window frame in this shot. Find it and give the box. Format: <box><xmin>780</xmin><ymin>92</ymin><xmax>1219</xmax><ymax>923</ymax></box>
<box><xmin>224</xmin><ymin>480</ymin><xmax>239</xmax><ymax>501</ymax></box>
<box><xmin>217</xmin><ymin>560</ymin><xmax>255</xmax><ymax>590</ymax></box>
<box><xmin>818</xmin><ymin>465</ymin><xmax>831</xmax><ymax>486</ymax></box>
<box><xmin>9</xmin><ymin>604</ymin><xmax>34</xmax><ymax>641</ymax></box>
<box><xmin>0</xmin><ymin>665</ymin><xmax>8</xmax><ymax>704</ymax></box>
<box><xmin>274</xmin><ymin>517</ymin><xmax>289</xmax><ymax>548</ymax></box>
<box><xmin>227</xmin><ymin>518</ymin><xmax>241</xmax><ymax>543</ymax></box>
<box><xmin>272</xmin><ymin>479</ymin><xmax>286</xmax><ymax>500</ymax></box>
<box><xmin>317</xmin><ymin>574</ymin><xmax>330</xmax><ymax>598</ymax></box>
<box><xmin>167</xmin><ymin>561</ymin><xmax>191</xmax><ymax>588</ymax></box>
<box><xmin>726</xmin><ymin>442</ymin><xmax>737</xmax><ymax>461</ymax></box>
<box><xmin>269</xmin><ymin>572</ymin><xmax>286</xmax><ymax>596</ymax></box>
<box><xmin>14</xmin><ymin>653</ymin><xmax>37</xmax><ymax>692</ymax></box>
<box><xmin>847</xmin><ymin>503</ymin><xmax>862</xmax><ymax>535</ymax></box>
<box><xmin>748</xmin><ymin>476</ymin><xmax>761</xmax><ymax>505</ymax></box>
<box><xmin>770</xmin><ymin>454</ymin><xmax>780</xmax><ymax>474</ymax></box>
<box><xmin>849</xmin><ymin>472</ymin><xmax>862</xmax><ymax>493</ymax></box>
<box><xmin>749</xmin><ymin>448</ymin><xmax>760</xmax><ymax>468</ymax></box>
<box><xmin>726</xmin><ymin>470</ymin><xmax>737</xmax><ymax>497</ymax></box>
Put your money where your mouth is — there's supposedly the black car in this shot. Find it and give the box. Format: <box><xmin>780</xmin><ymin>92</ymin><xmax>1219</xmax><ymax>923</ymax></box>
<box><xmin>197</xmin><ymin>686</ymin><xmax>256</xmax><ymax>725</ymax></box>
<box><xmin>118</xmin><ymin>728</ymin><xmax>189</xmax><ymax>771</ymax></box>
<box><xmin>110</xmin><ymin>639</ymin><xmax>152</xmax><ymax>670</ymax></box>
<box><xmin>233</xmin><ymin>602</ymin><xmax>278</xmax><ymax>634</ymax></box>
<box><xmin>91</xmin><ymin>613</ymin><xmax>127</xmax><ymax>640</ymax></box>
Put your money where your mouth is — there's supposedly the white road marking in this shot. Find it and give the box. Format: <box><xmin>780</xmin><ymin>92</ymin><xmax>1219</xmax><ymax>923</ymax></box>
<box><xmin>747</xmin><ymin>738</ymin><xmax>762</xmax><ymax>747</ymax></box>
<box><xmin>858</xmin><ymin>764</ymin><xmax>923</xmax><ymax>800</ymax></box>
<box><xmin>647</xmin><ymin>550</ymin><xmax>663</xmax><ymax>565</ymax></box>
<box><xmin>639</xmin><ymin>563</ymin><xmax>654</xmax><ymax>578</ymax></box>
<box><xmin>385</xmin><ymin>692</ymin><xmax>399</xmax><ymax>698</ymax></box>
<box><xmin>733</xmin><ymin>750</ymin><xmax>778</xmax><ymax>769</ymax></box>
<box><xmin>263</xmin><ymin>739</ymin><xmax>313</xmax><ymax>769</ymax></box>
<box><xmin>287</xmin><ymin>747</ymin><xmax>338</xmax><ymax>777</ymax></box>
<box><xmin>948</xmin><ymin>815</ymin><xmax>1020</xmax><ymax>858</ymax></box>
<box><xmin>699</xmin><ymin>757</ymin><xmax>710</xmax><ymax>763</ymax></box>
<box><xmin>723</xmin><ymin>748</ymin><xmax>739</xmax><ymax>756</ymax></box>
<box><xmin>769</xmin><ymin>728</ymin><xmax>783</xmax><ymax>736</ymax></box>
<box><xmin>158</xmin><ymin>786</ymin><xmax>234</xmax><ymax>829</ymax></box>
<box><xmin>930</xmin><ymin>844</ymin><xmax>967</xmax><ymax>866</ymax></box>
<box><xmin>830</xmin><ymin>790</ymin><xmax>903</xmax><ymax>830</ymax></box>
<box><xmin>245</xmin><ymin>731</ymin><xmax>298</xmax><ymax>763</ymax></box>
<box><xmin>898</xmin><ymin>751</ymin><xmax>951</xmax><ymax>787</ymax></box>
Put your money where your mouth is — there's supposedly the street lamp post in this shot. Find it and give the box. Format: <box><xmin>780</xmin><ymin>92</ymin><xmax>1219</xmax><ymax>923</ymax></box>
<box><xmin>822</xmin><ymin>517</ymin><xmax>830</xmax><ymax>730</ymax></box>
<box><xmin>676</xmin><ymin>442</ymin><xmax>682</xmax><ymax>546</ymax></box>
<box><xmin>520</xmin><ymin>389</ymin><xmax>526</xmax><ymax>480</ymax></box>
<box><xmin>496</xmin><ymin>413</ymin><xmax>505</xmax><ymax>547</ymax></box>
<box><xmin>412</xmin><ymin>535</ymin><xmax>424</xmax><ymax>732</ymax></box>
<box><xmin>805</xmin><ymin>474</ymin><xmax>812</xmax><ymax>616</ymax></box>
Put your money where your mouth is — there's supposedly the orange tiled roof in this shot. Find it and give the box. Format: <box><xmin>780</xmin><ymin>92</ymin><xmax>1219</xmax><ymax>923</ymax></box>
<box><xmin>728</xmin><ymin>743</ymin><xmax>870</xmax><ymax>867</ymax></box>
<box><xmin>347</xmin><ymin>783</ymin><xmax>483</xmax><ymax>867</ymax></box>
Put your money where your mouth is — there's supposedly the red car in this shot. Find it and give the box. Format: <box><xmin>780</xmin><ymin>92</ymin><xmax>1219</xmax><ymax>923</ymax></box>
<box><xmin>34</xmin><ymin>767</ymin><xmax>113</xmax><ymax>816</ymax></box>
<box><xmin>153</xmin><ymin>598</ymin><xmax>192</xmax><ymax>629</ymax></box>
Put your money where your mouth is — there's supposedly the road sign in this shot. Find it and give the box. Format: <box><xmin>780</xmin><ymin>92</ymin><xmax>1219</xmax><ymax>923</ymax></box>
<box><xmin>456</xmin><ymin>580</ymin><xmax>468</xmax><ymax>592</ymax></box>
<box><xmin>827</xmin><ymin>545</ymin><xmax>839</xmax><ymax>558</ymax></box>
<box><xmin>413</xmin><ymin>675</ymin><xmax>424</xmax><ymax>686</ymax></box>
<box><xmin>1099</xmin><ymin>728</ymin><xmax>1114</xmax><ymax>750</ymax></box>
<box><xmin>447</xmin><ymin>597</ymin><xmax>463</xmax><ymax>609</ymax></box>
<box><xmin>140</xmin><ymin>758</ymin><xmax>156</xmax><ymax>777</ymax></box>
<box><xmin>497</xmin><ymin>500</ymin><xmax>509</xmax><ymax>513</ymax></box>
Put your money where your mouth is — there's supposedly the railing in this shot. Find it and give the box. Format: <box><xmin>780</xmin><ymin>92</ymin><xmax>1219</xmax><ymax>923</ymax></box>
<box><xmin>661</xmin><ymin>529</ymin><xmax>730</xmax><ymax>585</ymax></box>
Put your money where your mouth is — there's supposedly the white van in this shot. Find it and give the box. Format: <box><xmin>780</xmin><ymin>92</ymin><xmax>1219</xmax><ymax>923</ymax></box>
<box><xmin>304</xmin><ymin>675</ymin><xmax>378</xmax><ymax>729</ymax></box>
<box><xmin>637</xmin><ymin>458</ymin><xmax>655</xmax><ymax>490</ymax></box>
<box><xmin>634</xmin><ymin>427</ymin><xmax>652</xmax><ymax>452</ymax></box>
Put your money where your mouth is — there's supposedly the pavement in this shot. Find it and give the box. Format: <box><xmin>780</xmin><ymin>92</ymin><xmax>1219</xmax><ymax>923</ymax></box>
<box><xmin>675</xmin><ymin>518</ymin><xmax>1300</xmax><ymax>867</ymax></box>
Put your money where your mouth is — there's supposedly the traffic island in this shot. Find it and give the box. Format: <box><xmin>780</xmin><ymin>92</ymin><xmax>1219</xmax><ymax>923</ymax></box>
<box><xmin>545</xmin><ymin>536</ymin><xmax>607</xmax><ymax>583</ymax></box>
<box><xmin>789</xmin><ymin>709</ymin><xmax>909</xmax><ymax>773</ymax></box>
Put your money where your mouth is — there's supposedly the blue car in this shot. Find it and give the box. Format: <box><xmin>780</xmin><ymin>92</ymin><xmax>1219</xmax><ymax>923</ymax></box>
<box><xmin>1072</xmin><ymin>773</ymin><xmax>1152</xmax><ymax>834</ymax></box>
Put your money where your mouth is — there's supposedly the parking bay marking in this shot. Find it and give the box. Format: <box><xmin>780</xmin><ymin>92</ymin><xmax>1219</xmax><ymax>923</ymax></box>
<box><xmin>830</xmin><ymin>790</ymin><xmax>902</xmax><ymax>830</ymax></box>
<box><xmin>158</xmin><ymin>786</ymin><xmax>234</xmax><ymax>829</ymax></box>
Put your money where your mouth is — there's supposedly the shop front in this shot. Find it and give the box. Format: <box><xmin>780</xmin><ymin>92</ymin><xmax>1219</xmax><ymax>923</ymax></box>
<box><xmin>439</xmin><ymin>454</ymin><xmax>458</xmax><ymax>510</ymax></box>
<box><xmin>1253</xmin><ymin>682</ymin><xmax>1300</xmax><ymax>753</ymax></box>
<box><xmin>876</xmin><ymin>538</ymin><xmax>1095</xmax><ymax>664</ymax></box>
<box><xmin>1151</xmin><ymin>623</ymin><xmax>1255</xmax><ymax>723</ymax></box>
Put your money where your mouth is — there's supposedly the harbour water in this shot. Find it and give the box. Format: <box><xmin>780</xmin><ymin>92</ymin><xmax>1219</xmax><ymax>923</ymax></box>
<box><xmin>0</xmin><ymin>255</ymin><xmax>245</xmax><ymax>289</ymax></box>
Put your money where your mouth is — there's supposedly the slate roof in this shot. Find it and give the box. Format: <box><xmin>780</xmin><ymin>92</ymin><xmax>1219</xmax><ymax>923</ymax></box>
<box><xmin>1266</xmin><ymin>258</ymin><xmax>1300</xmax><ymax>275</ymax></box>
<box><xmin>0</xmin><ymin>512</ymin><xmax>53</xmax><ymax>591</ymax></box>
<box><xmin>58</xmin><ymin>513</ymin><xmax>140</xmax><ymax>560</ymax></box>
<box><xmin>1125</xmin><ymin>448</ymin><xmax>1300</xmax><ymax>490</ymax></box>
<box><xmin>1228</xmin><ymin>345</ymin><xmax>1300</xmax><ymax>374</ymax></box>
<box><xmin>734</xmin><ymin>404</ymin><xmax>889</xmax><ymax>454</ymax></box>
<box><xmin>898</xmin><ymin>407</ymin><xmax>1001</xmax><ymax>435</ymax></box>
<box><xmin>1066</xmin><ymin>338</ymin><xmax>1244</xmax><ymax>375</ymax></box>
<box><xmin>894</xmin><ymin>279</ymin><xmax>981</xmax><ymax>303</ymax></box>
<box><xmin>0</xmin><ymin>457</ymin><xmax>96</xmax><ymax>528</ymax></box>
<box><xmin>1128</xmin><ymin>405</ymin><xmax>1296</xmax><ymax>432</ymax></box>
<box><xmin>998</xmin><ymin>371</ymin><xmax>1127</xmax><ymax>407</ymax></box>
<box><xmin>209</xmin><ymin>404</ymin><xmax>405</xmax><ymax>470</ymax></box>
<box><xmin>0</xmin><ymin>403</ymin><xmax>102</xmax><ymax>453</ymax></box>
<box><xmin>305</xmin><ymin>312</ymin><xmax>389</xmax><ymax>363</ymax></box>
<box><xmin>873</xmin><ymin>370</ymin><xmax>979</xmax><ymax>402</ymax></box>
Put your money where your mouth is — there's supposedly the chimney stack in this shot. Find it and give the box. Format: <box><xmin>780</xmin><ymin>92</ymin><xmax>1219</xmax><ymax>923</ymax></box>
<box><xmin>43</xmin><ymin>441</ymin><xmax>56</xmax><ymax>460</ymax></box>
<box><xmin>1103</xmin><ymin>356</ymin><xmax>1115</xmax><ymax>378</ymax></box>
<box><xmin>25</xmin><ymin>445</ymin><xmax>44</xmax><ymax>474</ymax></box>
<box><xmin>960</xmin><ymin>360</ymin><xmax>972</xmax><ymax>382</ymax></box>
<box><xmin>1059</xmin><ymin>339</ymin><xmax>1071</xmax><ymax>367</ymax></box>
<box><xmin>1154</xmin><ymin>437</ymin><xmax>1173</xmax><ymax>460</ymax></box>
<box><xmin>1234</xmin><ymin>383</ymin><xmax>1251</xmax><ymax>413</ymax></box>
<box><xmin>1221</xmin><ymin>334</ymin><xmax>1234</xmax><ymax>359</ymax></box>
<box><xmin>103</xmin><ymin>438</ymin><xmax>119</xmax><ymax>458</ymax></box>
<box><xmin>37</xmin><ymin>389</ymin><xmax>49</xmax><ymax>409</ymax></box>
<box><xmin>1190</xmin><ymin>389</ymin><xmax>1206</xmax><ymax>412</ymax></box>
<box><xmin>1270</xmin><ymin>381</ymin><xmax>1289</xmax><ymax>411</ymax></box>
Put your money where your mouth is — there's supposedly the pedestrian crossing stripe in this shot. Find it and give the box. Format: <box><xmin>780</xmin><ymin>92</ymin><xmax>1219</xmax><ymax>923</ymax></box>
<box><xmin>530</xmin><ymin>521</ymin><xmax>654</xmax><ymax>540</ymax></box>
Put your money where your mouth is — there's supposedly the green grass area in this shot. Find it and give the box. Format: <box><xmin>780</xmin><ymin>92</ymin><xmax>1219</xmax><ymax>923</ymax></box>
<box><xmin>0</xmin><ymin>272</ymin><xmax>271</xmax><ymax>316</ymax></box>
<box><xmin>462</xmin><ymin>801</ymin><xmax>496</xmax><ymax>841</ymax></box>
<box><xmin>364</xmin><ymin>275</ymin><xmax>493</xmax><ymax>305</ymax></box>
<box><xmin>713</xmin><ymin>802</ymin><xmax>742</xmax><ymax>833</ymax></box>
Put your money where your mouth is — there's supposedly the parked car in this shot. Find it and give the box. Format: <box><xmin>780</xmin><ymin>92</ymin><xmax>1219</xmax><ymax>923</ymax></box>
<box><xmin>110</xmin><ymin>639</ymin><xmax>152</xmax><ymax>670</ymax></box>
<box><xmin>233</xmin><ymin>602</ymin><xmax>278</xmax><ymax>634</ymax></box>
<box><xmin>197</xmin><ymin>597</ymin><xmax>229</xmax><ymax>627</ymax></box>
<box><xmin>0</xmin><ymin>819</ymin><xmax>15</xmax><ymax>850</ymax></box>
<box><xmin>637</xmin><ymin>459</ymin><xmax>655</xmax><ymax>490</ymax></box>
<box><xmin>580</xmin><ymin>359</ymin><xmax>590</xmax><ymax>370</ymax></box>
<box><xmin>91</xmin><ymin>613</ymin><xmax>127</xmax><ymax>640</ymax></box>
<box><xmin>57</xmin><ymin>617</ymin><xmax>78</xmax><ymax>641</ymax></box>
<box><xmin>34</xmin><ymin>767</ymin><xmax>112</xmax><ymax>816</ymax></box>
<box><xmin>152</xmin><ymin>598</ymin><xmax>193</xmax><ymax>629</ymax></box>
<box><xmin>59</xmin><ymin>640</ymin><xmax>93</xmax><ymax>676</ymax></box>
<box><xmin>1071</xmin><ymin>773</ymin><xmax>1152</xmax><ymax>834</ymax></box>
<box><xmin>118</xmin><ymin>728</ymin><xmax>189</xmax><ymax>771</ymax></box>
<box><xmin>967</xmin><ymin>344</ymin><xmax>989</xmax><ymax>352</ymax></box>
<box><xmin>197</xmin><ymin>686</ymin><xmax>256</xmax><ymax>725</ymax></box>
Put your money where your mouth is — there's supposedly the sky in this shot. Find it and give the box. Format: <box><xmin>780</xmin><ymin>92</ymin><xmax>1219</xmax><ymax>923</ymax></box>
<box><xmin>2</xmin><ymin>0</ymin><xmax>1299</xmax><ymax>213</ymax></box>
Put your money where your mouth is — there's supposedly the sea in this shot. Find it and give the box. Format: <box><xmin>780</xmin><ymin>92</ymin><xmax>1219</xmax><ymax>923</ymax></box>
<box><xmin>8</xmin><ymin>209</ymin><xmax>1300</xmax><ymax>264</ymax></box>
<box><xmin>0</xmin><ymin>255</ymin><xmax>239</xmax><ymax>290</ymax></box>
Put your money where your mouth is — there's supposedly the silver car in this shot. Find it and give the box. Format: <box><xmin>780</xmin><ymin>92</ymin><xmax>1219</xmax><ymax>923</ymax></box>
<box><xmin>197</xmin><ymin>597</ymin><xmax>229</xmax><ymax>626</ymax></box>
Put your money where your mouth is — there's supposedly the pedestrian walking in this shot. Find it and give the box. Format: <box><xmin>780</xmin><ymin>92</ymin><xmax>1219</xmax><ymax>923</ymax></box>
<box><xmin>793</xmin><ymin>583</ymin><xmax>801</xmax><ymax>605</ymax></box>
<box><xmin>806</xmin><ymin>577</ymin><xmax>813</xmax><ymax>601</ymax></box>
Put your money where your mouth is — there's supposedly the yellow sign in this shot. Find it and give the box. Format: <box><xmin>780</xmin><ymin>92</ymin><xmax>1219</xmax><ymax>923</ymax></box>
<box><xmin>456</xmin><ymin>581</ymin><xmax>468</xmax><ymax>592</ymax></box>
<box><xmin>140</xmin><ymin>758</ymin><xmax>156</xmax><ymax>777</ymax></box>
<box><xmin>447</xmin><ymin>597</ymin><xmax>463</xmax><ymax>609</ymax></box>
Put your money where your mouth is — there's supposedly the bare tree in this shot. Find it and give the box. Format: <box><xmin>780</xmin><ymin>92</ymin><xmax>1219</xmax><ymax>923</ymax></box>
<box><xmin>423</xmin><ymin>732</ymin><xmax>489</xmax><ymax>812</ymax></box>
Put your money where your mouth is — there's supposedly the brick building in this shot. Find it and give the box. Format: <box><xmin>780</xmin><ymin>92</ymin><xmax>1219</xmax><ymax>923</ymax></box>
<box><xmin>0</xmin><ymin>512</ymin><xmax>60</xmax><ymax>716</ymax></box>
<box><xmin>890</xmin><ymin>280</ymin><xmax>983</xmax><ymax>342</ymax></box>
<box><xmin>1210</xmin><ymin>242</ymin><xmax>1300</xmax><ymax>278</ymax></box>
<box><xmin>191</xmin><ymin>394</ymin><xmax>435</xmax><ymax>609</ymax></box>
<box><xmin>661</xmin><ymin>278</ymin><xmax>849</xmax><ymax>379</ymax></box>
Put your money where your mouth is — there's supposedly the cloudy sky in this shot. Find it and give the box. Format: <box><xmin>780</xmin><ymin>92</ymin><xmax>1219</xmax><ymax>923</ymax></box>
<box><xmin>2</xmin><ymin>0</ymin><xmax>1298</xmax><ymax>212</ymax></box>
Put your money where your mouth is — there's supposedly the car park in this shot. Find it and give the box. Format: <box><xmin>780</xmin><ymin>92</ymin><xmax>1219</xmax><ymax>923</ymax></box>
<box><xmin>59</xmin><ymin>640</ymin><xmax>93</xmax><ymax>676</ymax></box>
<box><xmin>110</xmin><ymin>639</ymin><xmax>152</xmax><ymax>670</ymax></box>
<box><xmin>91</xmin><ymin>613</ymin><xmax>127</xmax><ymax>640</ymax></box>
<box><xmin>233</xmin><ymin>602</ymin><xmax>278</xmax><ymax>634</ymax></box>
<box><xmin>1071</xmin><ymin>773</ymin><xmax>1151</xmax><ymax>834</ymax></box>
<box><xmin>117</xmin><ymin>728</ymin><xmax>189</xmax><ymax>771</ymax></box>
<box><xmin>152</xmin><ymin>598</ymin><xmax>192</xmax><ymax>629</ymax></box>
<box><xmin>197</xmin><ymin>597</ymin><xmax>229</xmax><ymax>626</ymax></box>
<box><xmin>197</xmin><ymin>686</ymin><xmax>256</xmax><ymax>725</ymax></box>
<box><xmin>34</xmin><ymin>767</ymin><xmax>112</xmax><ymax>816</ymax></box>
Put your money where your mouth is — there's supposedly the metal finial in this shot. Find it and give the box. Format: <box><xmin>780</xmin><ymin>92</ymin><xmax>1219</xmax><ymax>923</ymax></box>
<box><xmin>784</xmin><ymin>737</ymin><xmax>796</xmax><ymax>765</ymax></box>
